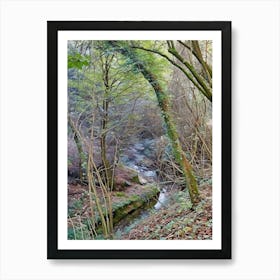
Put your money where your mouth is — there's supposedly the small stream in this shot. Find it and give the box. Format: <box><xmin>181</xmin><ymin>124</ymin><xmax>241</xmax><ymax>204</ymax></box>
<box><xmin>115</xmin><ymin>138</ymin><xmax>168</xmax><ymax>235</ymax></box>
<box><xmin>120</xmin><ymin>139</ymin><xmax>158</xmax><ymax>181</ymax></box>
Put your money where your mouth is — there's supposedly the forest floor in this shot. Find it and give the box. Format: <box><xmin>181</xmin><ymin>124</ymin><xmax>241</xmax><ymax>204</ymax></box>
<box><xmin>117</xmin><ymin>182</ymin><xmax>212</xmax><ymax>240</ymax></box>
<box><xmin>67</xmin><ymin>180</ymin><xmax>159</xmax><ymax>239</ymax></box>
<box><xmin>68</xmin><ymin>177</ymin><xmax>212</xmax><ymax>240</ymax></box>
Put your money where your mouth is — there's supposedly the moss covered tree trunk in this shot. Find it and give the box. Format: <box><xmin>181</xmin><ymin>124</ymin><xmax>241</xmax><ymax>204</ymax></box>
<box><xmin>108</xmin><ymin>41</ymin><xmax>200</xmax><ymax>204</ymax></box>
<box><xmin>141</xmin><ymin>72</ymin><xmax>200</xmax><ymax>204</ymax></box>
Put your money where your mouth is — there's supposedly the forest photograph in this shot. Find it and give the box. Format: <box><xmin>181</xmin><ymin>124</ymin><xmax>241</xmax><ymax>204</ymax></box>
<box><xmin>67</xmin><ymin>39</ymin><xmax>213</xmax><ymax>241</ymax></box>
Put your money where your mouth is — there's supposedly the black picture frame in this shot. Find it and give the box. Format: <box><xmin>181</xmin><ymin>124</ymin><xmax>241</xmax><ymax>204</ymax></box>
<box><xmin>47</xmin><ymin>21</ymin><xmax>231</xmax><ymax>259</ymax></box>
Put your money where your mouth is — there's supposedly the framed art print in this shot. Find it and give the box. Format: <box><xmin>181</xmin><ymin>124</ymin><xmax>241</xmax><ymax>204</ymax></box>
<box><xmin>47</xmin><ymin>21</ymin><xmax>231</xmax><ymax>259</ymax></box>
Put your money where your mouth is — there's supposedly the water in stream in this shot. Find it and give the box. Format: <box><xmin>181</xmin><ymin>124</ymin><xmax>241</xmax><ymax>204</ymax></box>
<box><xmin>115</xmin><ymin>138</ymin><xmax>168</xmax><ymax>236</ymax></box>
<box><xmin>120</xmin><ymin>139</ymin><xmax>158</xmax><ymax>181</ymax></box>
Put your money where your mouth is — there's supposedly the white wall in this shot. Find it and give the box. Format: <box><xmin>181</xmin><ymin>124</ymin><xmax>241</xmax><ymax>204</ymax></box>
<box><xmin>0</xmin><ymin>0</ymin><xmax>279</xmax><ymax>279</ymax></box>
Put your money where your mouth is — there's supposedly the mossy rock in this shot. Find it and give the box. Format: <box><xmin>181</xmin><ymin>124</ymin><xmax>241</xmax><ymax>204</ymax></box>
<box><xmin>113</xmin><ymin>164</ymin><xmax>141</xmax><ymax>190</ymax></box>
<box><xmin>88</xmin><ymin>184</ymin><xmax>160</xmax><ymax>237</ymax></box>
<box><xmin>131</xmin><ymin>174</ymin><xmax>141</xmax><ymax>184</ymax></box>
<box><xmin>112</xmin><ymin>185</ymin><xmax>159</xmax><ymax>223</ymax></box>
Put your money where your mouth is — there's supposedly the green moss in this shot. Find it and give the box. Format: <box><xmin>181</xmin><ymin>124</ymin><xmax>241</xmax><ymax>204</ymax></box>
<box><xmin>112</xmin><ymin>185</ymin><xmax>159</xmax><ymax>223</ymax></box>
<box><xmin>131</xmin><ymin>175</ymin><xmax>141</xmax><ymax>184</ymax></box>
<box><xmin>115</xmin><ymin>192</ymin><xmax>126</xmax><ymax>197</ymax></box>
<box><xmin>113</xmin><ymin>200</ymin><xmax>144</xmax><ymax>223</ymax></box>
<box><xmin>90</xmin><ymin>184</ymin><xmax>160</xmax><ymax>236</ymax></box>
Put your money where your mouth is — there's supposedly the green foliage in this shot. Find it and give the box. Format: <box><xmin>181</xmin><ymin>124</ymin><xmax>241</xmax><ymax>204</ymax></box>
<box><xmin>68</xmin><ymin>227</ymin><xmax>75</xmax><ymax>239</ymax></box>
<box><xmin>68</xmin><ymin>222</ymin><xmax>91</xmax><ymax>240</ymax></box>
<box><xmin>68</xmin><ymin>53</ymin><xmax>90</xmax><ymax>69</ymax></box>
<box><xmin>68</xmin><ymin>199</ymin><xmax>84</xmax><ymax>217</ymax></box>
<box><xmin>174</xmin><ymin>191</ymin><xmax>193</xmax><ymax>212</ymax></box>
<box><xmin>67</xmin><ymin>40</ymin><xmax>156</xmax><ymax>142</ymax></box>
<box><xmin>73</xmin><ymin>199</ymin><xmax>83</xmax><ymax>209</ymax></box>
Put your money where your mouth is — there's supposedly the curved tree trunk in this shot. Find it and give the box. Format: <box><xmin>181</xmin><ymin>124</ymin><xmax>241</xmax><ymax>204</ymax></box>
<box><xmin>140</xmin><ymin>71</ymin><xmax>200</xmax><ymax>205</ymax></box>
<box><xmin>108</xmin><ymin>41</ymin><xmax>200</xmax><ymax>205</ymax></box>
